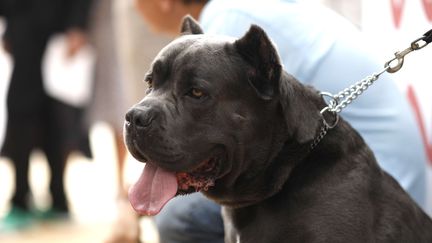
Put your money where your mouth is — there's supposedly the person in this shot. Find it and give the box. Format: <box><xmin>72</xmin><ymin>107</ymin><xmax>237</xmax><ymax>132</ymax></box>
<box><xmin>85</xmin><ymin>1</ymin><xmax>172</xmax><ymax>242</ymax></box>
<box><xmin>133</xmin><ymin>0</ymin><xmax>429</xmax><ymax>242</ymax></box>
<box><xmin>85</xmin><ymin>0</ymin><xmax>139</xmax><ymax>242</ymax></box>
<box><xmin>0</xmin><ymin>0</ymin><xmax>93</xmax><ymax>231</ymax></box>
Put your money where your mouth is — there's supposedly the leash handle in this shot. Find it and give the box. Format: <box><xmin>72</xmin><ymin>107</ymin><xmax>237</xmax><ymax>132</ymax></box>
<box><xmin>421</xmin><ymin>29</ymin><xmax>432</xmax><ymax>44</ymax></box>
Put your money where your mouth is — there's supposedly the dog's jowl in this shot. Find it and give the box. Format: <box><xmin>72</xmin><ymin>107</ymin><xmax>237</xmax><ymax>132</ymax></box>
<box><xmin>124</xmin><ymin>16</ymin><xmax>432</xmax><ymax>242</ymax></box>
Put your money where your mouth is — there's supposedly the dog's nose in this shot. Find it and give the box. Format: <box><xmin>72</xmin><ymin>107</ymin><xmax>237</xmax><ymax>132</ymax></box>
<box><xmin>125</xmin><ymin>106</ymin><xmax>156</xmax><ymax>130</ymax></box>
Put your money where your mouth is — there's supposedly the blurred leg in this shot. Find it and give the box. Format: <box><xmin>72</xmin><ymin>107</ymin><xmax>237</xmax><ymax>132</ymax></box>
<box><xmin>42</xmin><ymin>98</ymin><xmax>72</xmax><ymax>214</ymax></box>
<box><xmin>8</xmin><ymin>125</ymin><xmax>33</xmax><ymax>210</ymax></box>
<box><xmin>11</xmin><ymin>156</ymin><xmax>31</xmax><ymax>209</ymax></box>
<box><xmin>44</xmin><ymin>143</ymin><xmax>69</xmax><ymax>213</ymax></box>
<box><xmin>1</xmin><ymin>117</ymin><xmax>40</xmax><ymax>231</ymax></box>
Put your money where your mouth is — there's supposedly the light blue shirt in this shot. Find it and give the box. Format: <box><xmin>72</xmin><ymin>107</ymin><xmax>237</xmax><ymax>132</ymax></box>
<box><xmin>200</xmin><ymin>0</ymin><xmax>427</xmax><ymax>207</ymax></box>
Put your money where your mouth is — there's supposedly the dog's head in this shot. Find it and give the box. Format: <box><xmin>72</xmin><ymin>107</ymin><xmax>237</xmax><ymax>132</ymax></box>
<box><xmin>124</xmin><ymin>16</ymin><xmax>322</xmax><ymax>215</ymax></box>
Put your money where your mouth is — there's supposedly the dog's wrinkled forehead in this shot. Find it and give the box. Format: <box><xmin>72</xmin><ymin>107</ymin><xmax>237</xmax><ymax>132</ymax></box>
<box><xmin>146</xmin><ymin>34</ymin><xmax>242</xmax><ymax>90</ymax></box>
<box><xmin>155</xmin><ymin>35</ymin><xmax>235</xmax><ymax>66</ymax></box>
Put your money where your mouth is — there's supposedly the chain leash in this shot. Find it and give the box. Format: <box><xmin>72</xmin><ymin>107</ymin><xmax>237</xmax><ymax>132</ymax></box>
<box><xmin>310</xmin><ymin>28</ymin><xmax>432</xmax><ymax>150</ymax></box>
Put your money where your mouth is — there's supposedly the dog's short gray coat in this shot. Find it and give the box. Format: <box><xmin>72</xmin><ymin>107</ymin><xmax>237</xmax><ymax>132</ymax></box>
<box><xmin>124</xmin><ymin>16</ymin><xmax>432</xmax><ymax>243</ymax></box>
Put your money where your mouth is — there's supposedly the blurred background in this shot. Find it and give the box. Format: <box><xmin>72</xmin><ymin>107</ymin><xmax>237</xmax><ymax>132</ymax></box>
<box><xmin>0</xmin><ymin>0</ymin><xmax>171</xmax><ymax>242</ymax></box>
<box><xmin>0</xmin><ymin>0</ymin><xmax>431</xmax><ymax>242</ymax></box>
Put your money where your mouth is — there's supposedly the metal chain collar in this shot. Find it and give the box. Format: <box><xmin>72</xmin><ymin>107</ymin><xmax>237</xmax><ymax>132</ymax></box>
<box><xmin>310</xmin><ymin>28</ymin><xmax>432</xmax><ymax>150</ymax></box>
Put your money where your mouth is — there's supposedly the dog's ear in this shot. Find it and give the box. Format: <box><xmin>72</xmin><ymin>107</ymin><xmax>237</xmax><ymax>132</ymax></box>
<box><xmin>280</xmin><ymin>77</ymin><xmax>323</xmax><ymax>144</ymax></box>
<box><xmin>234</xmin><ymin>25</ymin><xmax>282</xmax><ymax>100</ymax></box>
<box><xmin>180</xmin><ymin>15</ymin><xmax>204</xmax><ymax>35</ymax></box>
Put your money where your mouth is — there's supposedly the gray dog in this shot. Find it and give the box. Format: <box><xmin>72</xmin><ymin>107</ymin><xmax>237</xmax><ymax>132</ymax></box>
<box><xmin>124</xmin><ymin>16</ymin><xmax>432</xmax><ymax>242</ymax></box>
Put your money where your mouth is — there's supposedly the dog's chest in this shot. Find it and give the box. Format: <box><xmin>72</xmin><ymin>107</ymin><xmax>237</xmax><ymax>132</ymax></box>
<box><xmin>222</xmin><ymin>206</ymin><xmax>250</xmax><ymax>243</ymax></box>
<box><xmin>221</xmin><ymin>206</ymin><xmax>275</xmax><ymax>243</ymax></box>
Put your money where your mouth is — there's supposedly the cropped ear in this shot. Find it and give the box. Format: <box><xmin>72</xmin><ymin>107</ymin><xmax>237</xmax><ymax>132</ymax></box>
<box><xmin>180</xmin><ymin>15</ymin><xmax>204</xmax><ymax>35</ymax></box>
<box><xmin>234</xmin><ymin>25</ymin><xmax>282</xmax><ymax>100</ymax></box>
<box><xmin>280</xmin><ymin>76</ymin><xmax>323</xmax><ymax>145</ymax></box>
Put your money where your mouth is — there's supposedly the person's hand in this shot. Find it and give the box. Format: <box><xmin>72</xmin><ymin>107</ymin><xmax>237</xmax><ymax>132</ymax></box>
<box><xmin>66</xmin><ymin>28</ymin><xmax>87</xmax><ymax>58</ymax></box>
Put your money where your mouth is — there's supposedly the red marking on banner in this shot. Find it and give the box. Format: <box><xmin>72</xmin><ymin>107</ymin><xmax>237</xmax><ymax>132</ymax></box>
<box><xmin>406</xmin><ymin>85</ymin><xmax>432</xmax><ymax>164</ymax></box>
<box><xmin>390</xmin><ymin>0</ymin><xmax>405</xmax><ymax>28</ymax></box>
<box><xmin>421</xmin><ymin>0</ymin><xmax>432</xmax><ymax>22</ymax></box>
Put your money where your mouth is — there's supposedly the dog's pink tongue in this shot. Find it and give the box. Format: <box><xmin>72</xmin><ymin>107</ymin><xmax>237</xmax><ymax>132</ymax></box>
<box><xmin>128</xmin><ymin>163</ymin><xmax>178</xmax><ymax>216</ymax></box>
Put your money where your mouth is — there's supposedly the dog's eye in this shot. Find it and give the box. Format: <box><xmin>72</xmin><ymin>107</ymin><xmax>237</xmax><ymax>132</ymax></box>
<box><xmin>192</xmin><ymin>89</ymin><xmax>203</xmax><ymax>97</ymax></box>
<box><xmin>187</xmin><ymin>88</ymin><xmax>206</xmax><ymax>99</ymax></box>
<box><xmin>145</xmin><ymin>78</ymin><xmax>153</xmax><ymax>88</ymax></box>
<box><xmin>144</xmin><ymin>75</ymin><xmax>153</xmax><ymax>94</ymax></box>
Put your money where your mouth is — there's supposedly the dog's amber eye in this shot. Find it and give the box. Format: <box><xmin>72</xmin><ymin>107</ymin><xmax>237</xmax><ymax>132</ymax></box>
<box><xmin>192</xmin><ymin>89</ymin><xmax>203</xmax><ymax>97</ymax></box>
<box><xmin>144</xmin><ymin>73</ymin><xmax>153</xmax><ymax>88</ymax></box>
<box><xmin>144</xmin><ymin>82</ymin><xmax>152</xmax><ymax>95</ymax></box>
<box><xmin>190</xmin><ymin>88</ymin><xmax>204</xmax><ymax>98</ymax></box>
<box><xmin>146</xmin><ymin>79</ymin><xmax>153</xmax><ymax>88</ymax></box>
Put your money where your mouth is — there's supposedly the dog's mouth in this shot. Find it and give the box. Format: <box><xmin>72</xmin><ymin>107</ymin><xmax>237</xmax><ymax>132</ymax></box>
<box><xmin>176</xmin><ymin>157</ymin><xmax>220</xmax><ymax>194</ymax></box>
<box><xmin>128</xmin><ymin>156</ymin><xmax>222</xmax><ymax>216</ymax></box>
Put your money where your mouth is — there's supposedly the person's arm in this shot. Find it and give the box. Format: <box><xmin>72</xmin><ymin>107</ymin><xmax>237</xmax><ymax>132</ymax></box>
<box><xmin>64</xmin><ymin>0</ymin><xmax>95</xmax><ymax>58</ymax></box>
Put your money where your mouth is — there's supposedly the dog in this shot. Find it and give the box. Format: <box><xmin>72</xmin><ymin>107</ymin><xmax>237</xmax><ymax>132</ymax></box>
<box><xmin>124</xmin><ymin>16</ymin><xmax>432</xmax><ymax>242</ymax></box>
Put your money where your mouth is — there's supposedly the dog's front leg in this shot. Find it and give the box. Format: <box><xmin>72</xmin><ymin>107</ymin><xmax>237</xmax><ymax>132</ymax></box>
<box><xmin>222</xmin><ymin>207</ymin><xmax>239</xmax><ymax>243</ymax></box>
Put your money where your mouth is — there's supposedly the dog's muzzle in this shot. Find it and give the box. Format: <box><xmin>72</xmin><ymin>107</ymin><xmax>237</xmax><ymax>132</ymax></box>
<box><xmin>125</xmin><ymin>105</ymin><xmax>158</xmax><ymax>131</ymax></box>
<box><xmin>124</xmin><ymin>104</ymin><xmax>164</xmax><ymax>162</ymax></box>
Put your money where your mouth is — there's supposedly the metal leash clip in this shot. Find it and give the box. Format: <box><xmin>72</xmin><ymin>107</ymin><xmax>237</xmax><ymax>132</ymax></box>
<box><xmin>385</xmin><ymin>29</ymin><xmax>432</xmax><ymax>73</ymax></box>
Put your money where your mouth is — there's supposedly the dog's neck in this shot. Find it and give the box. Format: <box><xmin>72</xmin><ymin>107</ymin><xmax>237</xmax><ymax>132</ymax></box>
<box><xmin>207</xmin><ymin>73</ymin><xmax>353</xmax><ymax>208</ymax></box>
<box><xmin>206</xmin><ymin>121</ymin><xmax>313</xmax><ymax>209</ymax></box>
<box><xmin>217</xmin><ymin>116</ymin><xmax>353</xmax><ymax>209</ymax></box>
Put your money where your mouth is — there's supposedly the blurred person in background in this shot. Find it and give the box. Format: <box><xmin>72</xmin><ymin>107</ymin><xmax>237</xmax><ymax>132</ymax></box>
<box><xmin>133</xmin><ymin>0</ymin><xmax>429</xmax><ymax>242</ymax></box>
<box><xmin>86</xmin><ymin>0</ymin><xmax>172</xmax><ymax>242</ymax></box>
<box><xmin>85</xmin><ymin>0</ymin><xmax>139</xmax><ymax>242</ymax></box>
<box><xmin>0</xmin><ymin>0</ymin><xmax>93</xmax><ymax>232</ymax></box>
